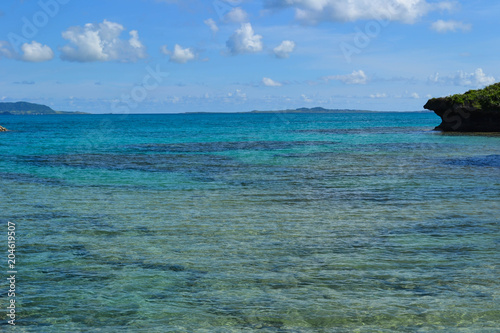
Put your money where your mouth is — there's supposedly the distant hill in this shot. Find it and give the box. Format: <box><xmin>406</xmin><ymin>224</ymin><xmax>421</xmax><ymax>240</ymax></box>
<box><xmin>185</xmin><ymin>107</ymin><xmax>377</xmax><ymax>114</ymax></box>
<box><xmin>0</xmin><ymin>102</ymin><xmax>88</xmax><ymax>115</ymax></box>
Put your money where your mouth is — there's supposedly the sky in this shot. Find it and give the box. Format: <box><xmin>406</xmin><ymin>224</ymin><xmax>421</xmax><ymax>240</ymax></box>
<box><xmin>0</xmin><ymin>0</ymin><xmax>498</xmax><ymax>113</ymax></box>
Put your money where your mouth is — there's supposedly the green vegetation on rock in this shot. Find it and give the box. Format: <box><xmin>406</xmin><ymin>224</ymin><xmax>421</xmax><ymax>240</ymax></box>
<box><xmin>445</xmin><ymin>83</ymin><xmax>500</xmax><ymax>110</ymax></box>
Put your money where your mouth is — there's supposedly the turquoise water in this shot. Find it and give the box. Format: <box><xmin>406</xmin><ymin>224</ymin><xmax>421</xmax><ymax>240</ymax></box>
<box><xmin>0</xmin><ymin>112</ymin><xmax>499</xmax><ymax>332</ymax></box>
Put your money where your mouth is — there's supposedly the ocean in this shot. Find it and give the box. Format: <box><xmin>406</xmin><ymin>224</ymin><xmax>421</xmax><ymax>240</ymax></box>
<box><xmin>0</xmin><ymin>112</ymin><xmax>498</xmax><ymax>332</ymax></box>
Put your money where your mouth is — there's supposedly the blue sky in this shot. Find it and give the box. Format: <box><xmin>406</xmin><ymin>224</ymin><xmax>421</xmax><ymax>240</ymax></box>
<box><xmin>0</xmin><ymin>0</ymin><xmax>498</xmax><ymax>113</ymax></box>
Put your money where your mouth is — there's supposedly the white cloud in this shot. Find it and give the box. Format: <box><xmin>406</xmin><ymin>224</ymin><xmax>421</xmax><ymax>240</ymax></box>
<box><xmin>411</xmin><ymin>92</ymin><xmax>420</xmax><ymax>99</ymax></box>
<box><xmin>235</xmin><ymin>89</ymin><xmax>247</xmax><ymax>99</ymax></box>
<box><xmin>128</xmin><ymin>30</ymin><xmax>143</xmax><ymax>49</ymax></box>
<box><xmin>301</xmin><ymin>94</ymin><xmax>312</xmax><ymax>102</ymax></box>
<box><xmin>171</xmin><ymin>45</ymin><xmax>195</xmax><ymax>63</ymax></box>
<box><xmin>0</xmin><ymin>41</ymin><xmax>16</xmax><ymax>59</ymax></box>
<box><xmin>273</xmin><ymin>40</ymin><xmax>295</xmax><ymax>59</ymax></box>
<box><xmin>435</xmin><ymin>2</ymin><xmax>455</xmax><ymax>11</ymax></box>
<box><xmin>266</xmin><ymin>0</ymin><xmax>454</xmax><ymax>24</ymax></box>
<box><xmin>226</xmin><ymin>23</ymin><xmax>263</xmax><ymax>55</ymax></box>
<box><xmin>429</xmin><ymin>68</ymin><xmax>495</xmax><ymax>87</ymax></box>
<box><xmin>21</xmin><ymin>41</ymin><xmax>54</xmax><ymax>62</ymax></box>
<box><xmin>160</xmin><ymin>45</ymin><xmax>170</xmax><ymax>55</ymax></box>
<box><xmin>457</xmin><ymin>68</ymin><xmax>495</xmax><ymax>87</ymax></box>
<box><xmin>225</xmin><ymin>89</ymin><xmax>247</xmax><ymax>102</ymax></box>
<box><xmin>370</xmin><ymin>93</ymin><xmax>387</xmax><ymax>98</ymax></box>
<box><xmin>431</xmin><ymin>20</ymin><xmax>471</xmax><ymax>33</ymax></box>
<box><xmin>225</xmin><ymin>7</ymin><xmax>249</xmax><ymax>23</ymax></box>
<box><xmin>262</xmin><ymin>77</ymin><xmax>282</xmax><ymax>87</ymax></box>
<box><xmin>471</xmin><ymin>69</ymin><xmax>496</xmax><ymax>86</ymax></box>
<box><xmin>165</xmin><ymin>96</ymin><xmax>181</xmax><ymax>104</ymax></box>
<box><xmin>161</xmin><ymin>44</ymin><xmax>195</xmax><ymax>64</ymax></box>
<box><xmin>204</xmin><ymin>18</ymin><xmax>219</xmax><ymax>33</ymax></box>
<box><xmin>325</xmin><ymin>70</ymin><xmax>367</xmax><ymax>84</ymax></box>
<box><xmin>60</xmin><ymin>20</ymin><xmax>147</xmax><ymax>62</ymax></box>
<box><xmin>428</xmin><ymin>72</ymin><xmax>440</xmax><ymax>83</ymax></box>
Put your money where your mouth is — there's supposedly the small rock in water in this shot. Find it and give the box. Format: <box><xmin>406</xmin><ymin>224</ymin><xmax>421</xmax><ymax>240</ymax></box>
<box><xmin>0</xmin><ymin>125</ymin><xmax>8</xmax><ymax>132</ymax></box>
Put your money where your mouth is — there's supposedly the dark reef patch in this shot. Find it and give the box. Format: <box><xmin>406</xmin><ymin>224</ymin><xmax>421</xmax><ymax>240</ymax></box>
<box><xmin>445</xmin><ymin>154</ymin><xmax>500</xmax><ymax>168</ymax></box>
<box><xmin>126</xmin><ymin>140</ymin><xmax>338</xmax><ymax>153</ymax></box>
<box><xmin>21</xmin><ymin>153</ymin><xmax>245</xmax><ymax>174</ymax></box>
<box><xmin>295</xmin><ymin>126</ymin><xmax>424</xmax><ymax>135</ymax></box>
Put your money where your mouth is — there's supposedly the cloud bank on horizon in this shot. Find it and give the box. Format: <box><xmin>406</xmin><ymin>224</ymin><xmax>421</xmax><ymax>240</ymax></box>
<box><xmin>264</xmin><ymin>0</ymin><xmax>454</xmax><ymax>24</ymax></box>
<box><xmin>0</xmin><ymin>0</ymin><xmax>497</xmax><ymax>112</ymax></box>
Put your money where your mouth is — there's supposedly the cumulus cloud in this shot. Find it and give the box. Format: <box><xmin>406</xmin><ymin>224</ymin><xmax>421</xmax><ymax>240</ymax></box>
<box><xmin>325</xmin><ymin>70</ymin><xmax>367</xmax><ymax>84</ymax></box>
<box><xmin>225</xmin><ymin>7</ymin><xmax>249</xmax><ymax>23</ymax></box>
<box><xmin>60</xmin><ymin>20</ymin><xmax>147</xmax><ymax>62</ymax></box>
<box><xmin>429</xmin><ymin>68</ymin><xmax>495</xmax><ymax>87</ymax></box>
<box><xmin>161</xmin><ymin>44</ymin><xmax>196</xmax><ymax>64</ymax></box>
<box><xmin>21</xmin><ymin>41</ymin><xmax>54</xmax><ymax>62</ymax></box>
<box><xmin>175</xmin><ymin>46</ymin><xmax>194</xmax><ymax>63</ymax></box>
<box><xmin>265</xmin><ymin>0</ymin><xmax>453</xmax><ymax>24</ymax></box>
<box><xmin>226</xmin><ymin>23</ymin><xmax>263</xmax><ymax>55</ymax></box>
<box><xmin>0</xmin><ymin>40</ymin><xmax>54</xmax><ymax>62</ymax></box>
<box><xmin>273</xmin><ymin>40</ymin><xmax>295</xmax><ymax>59</ymax></box>
<box><xmin>204</xmin><ymin>18</ymin><xmax>219</xmax><ymax>33</ymax></box>
<box><xmin>430</xmin><ymin>20</ymin><xmax>471</xmax><ymax>33</ymax></box>
<box><xmin>458</xmin><ymin>68</ymin><xmax>495</xmax><ymax>86</ymax></box>
<box><xmin>262</xmin><ymin>77</ymin><xmax>282</xmax><ymax>87</ymax></box>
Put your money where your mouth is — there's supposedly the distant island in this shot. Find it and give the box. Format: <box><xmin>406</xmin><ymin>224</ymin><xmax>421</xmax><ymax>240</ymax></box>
<box><xmin>424</xmin><ymin>83</ymin><xmax>500</xmax><ymax>132</ymax></box>
<box><xmin>0</xmin><ymin>101</ymin><xmax>88</xmax><ymax>115</ymax></box>
<box><xmin>185</xmin><ymin>107</ymin><xmax>381</xmax><ymax>114</ymax></box>
<box><xmin>185</xmin><ymin>107</ymin><xmax>433</xmax><ymax>114</ymax></box>
<box><xmin>247</xmin><ymin>107</ymin><xmax>376</xmax><ymax>113</ymax></box>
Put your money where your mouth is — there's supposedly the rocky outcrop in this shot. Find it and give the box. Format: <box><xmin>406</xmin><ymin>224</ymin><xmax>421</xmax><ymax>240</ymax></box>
<box><xmin>0</xmin><ymin>125</ymin><xmax>8</xmax><ymax>132</ymax></box>
<box><xmin>424</xmin><ymin>83</ymin><xmax>500</xmax><ymax>132</ymax></box>
<box><xmin>424</xmin><ymin>98</ymin><xmax>500</xmax><ymax>131</ymax></box>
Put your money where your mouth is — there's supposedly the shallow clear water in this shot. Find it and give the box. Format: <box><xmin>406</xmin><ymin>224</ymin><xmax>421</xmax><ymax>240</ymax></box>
<box><xmin>0</xmin><ymin>113</ymin><xmax>499</xmax><ymax>332</ymax></box>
